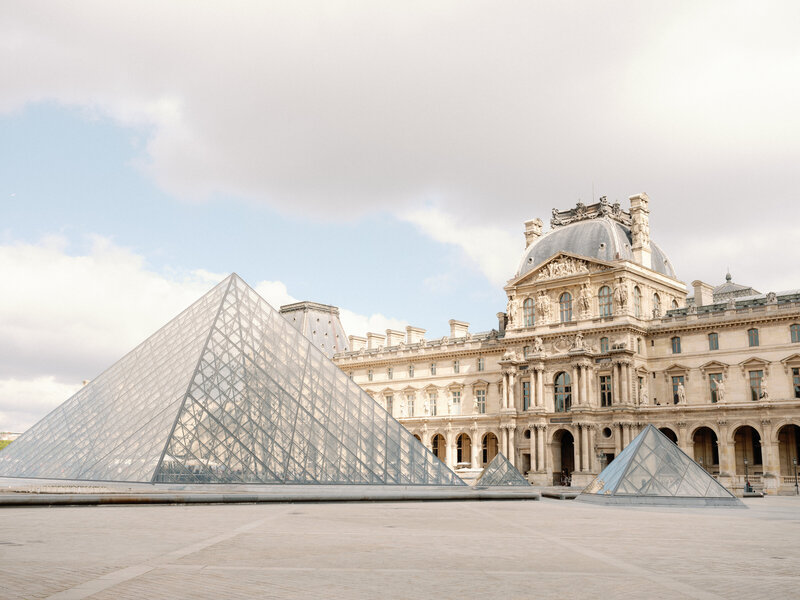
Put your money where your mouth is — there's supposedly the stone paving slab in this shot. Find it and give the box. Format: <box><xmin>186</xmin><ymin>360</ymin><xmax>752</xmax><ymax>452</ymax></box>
<box><xmin>1</xmin><ymin>497</ymin><xmax>799</xmax><ymax>599</ymax></box>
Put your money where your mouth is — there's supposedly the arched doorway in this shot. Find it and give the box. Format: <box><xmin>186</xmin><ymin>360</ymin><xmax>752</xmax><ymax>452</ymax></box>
<box><xmin>692</xmin><ymin>427</ymin><xmax>719</xmax><ymax>473</ymax></box>
<box><xmin>552</xmin><ymin>429</ymin><xmax>575</xmax><ymax>485</ymax></box>
<box><xmin>659</xmin><ymin>427</ymin><xmax>678</xmax><ymax>444</ymax></box>
<box><xmin>456</xmin><ymin>433</ymin><xmax>472</xmax><ymax>466</ymax></box>
<box><xmin>431</xmin><ymin>434</ymin><xmax>446</xmax><ymax>463</ymax></box>
<box><xmin>481</xmin><ymin>432</ymin><xmax>498</xmax><ymax>466</ymax></box>
<box><xmin>733</xmin><ymin>425</ymin><xmax>762</xmax><ymax>480</ymax></box>
<box><xmin>777</xmin><ymin>424</ymin><xmax>800</xmax><ymax>481</ymax></box>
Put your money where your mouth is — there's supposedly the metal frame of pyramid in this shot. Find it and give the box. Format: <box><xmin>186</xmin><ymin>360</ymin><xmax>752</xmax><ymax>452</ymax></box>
<box><xmin>474</xmin><ymin>452</ymin><xmax>530</xmax><ymax>487</ymax></box>
<box><xmin>0</xmin><ymin>274</ymin><xmax>465</xmax><ymax>486</ymax></box>
<box><xmin>577</xmin><ymin>425</ymin><xmax>743</xmax><ymax>506</ymax></box>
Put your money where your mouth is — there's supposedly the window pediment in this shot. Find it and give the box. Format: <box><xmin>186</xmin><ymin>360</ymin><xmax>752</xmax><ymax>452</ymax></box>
<box><xmin>699</xmin><ymin>360</ymin><xmax>729</xmax><ymax>379</ymax></box>
<box><xmin>738</xmin><ymin>357</ymin><xmax>770</xmax><ymax>376</ymax></box>
<box><xmin>780</xmin><ymin>354</ymin><xmax>800</xmax><ymax>373</ymax></box>
<box><xmin>663</xmin><ymin>363</ymin><xmax>691</xmax><ymax>381</ymax></box>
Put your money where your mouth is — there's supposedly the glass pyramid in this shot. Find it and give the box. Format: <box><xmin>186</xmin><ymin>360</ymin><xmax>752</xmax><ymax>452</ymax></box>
<box><xmin>474</xmin><ymin>452</ymin><xmax>530</xmax><ymax>487</ymax></box>
<box><xmin>0</xmin><ymin>274</ymin><xmax>465</xmax><ymax>486</ymax></box>
<box><xmin>580</xmin><ymin>425</ymin><xmax>740</xmax><ymax>505</ymax></box>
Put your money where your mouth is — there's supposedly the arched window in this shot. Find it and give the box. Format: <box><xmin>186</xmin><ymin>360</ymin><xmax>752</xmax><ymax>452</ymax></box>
<box><xmin>598</xmin><ymin>285</ymin><xmax>613</xmax><ymax>317</ymax></box>
<box><xmin>633</xmin><ymin>286</ymin><xmax>642</xmax><ymax>317</ymax></box>
<box><xmin>791</xmin><ymin>324</ymin><xmax>800</xmax><ymax>343</ymax></box>
<box><xmin>554</xmin><ymin>372</ymin><xmax>572</xmax><ymax>412</ymax></box>
<box><xmin>600</xmin><ymin>337</ymin><xmax>609</xmax><ymax>353</ymax></box>
<box><xmin>671</xmin><ymin>299</ymin><xmax>679</xmax><ymax>310</ymax></box>
<box><xmin>652</xmin><ymin>293</ymin><xmax>661</xmax><ymax>317</ymax></box>
<box><xmin>559</xmin><ymin>292</ymin><xmax>573</xmax><ymax>323</ymax></box>
<box><xmin>523</xmin><ymin>298</ymin><xmax>535</xmax><ymax>327</ymax></box>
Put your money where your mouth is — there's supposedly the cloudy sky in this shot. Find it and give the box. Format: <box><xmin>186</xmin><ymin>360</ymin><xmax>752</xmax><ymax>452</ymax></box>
<box><xmin>1</xmin><ymin>1</ymin><xmax>799</xmax><ymax>431</ymax></box>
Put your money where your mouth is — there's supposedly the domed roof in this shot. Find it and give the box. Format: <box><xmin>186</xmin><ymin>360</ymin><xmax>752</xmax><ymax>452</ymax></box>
<box><xmin>516</xmin><ymin>217</ymin><xmax>676</xmax><ymax>279</ymax></box>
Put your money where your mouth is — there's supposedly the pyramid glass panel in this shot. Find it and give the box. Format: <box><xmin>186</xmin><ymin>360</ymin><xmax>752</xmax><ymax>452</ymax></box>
<box><xmin>579</xmin><ymin>425</ymin><xmax>741</xmax><ymax>506</ymax></box>
<box><xmin>474</xmin><ymin>453</ymin><xmax>530</xmax><ymax>487</ymax></box>
<box><xmin>0</xmin><ymin>274</ymin><xmax>465</xmax><ymax>486</ymax></box>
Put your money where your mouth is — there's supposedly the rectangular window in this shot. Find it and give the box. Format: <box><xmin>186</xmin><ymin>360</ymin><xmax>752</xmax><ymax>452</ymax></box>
<box><xmin>451</xmin><ymin>391</ymin><xmax>461</xmax><ymax>415</ymax></box>
<box><xmin>600</xmin><ymin>337</ymin><xmax>609</xmax><ymax>353</ymax></box>
<box><xmin>600</xmin><ymin>375</ymin><xmax>612</xmax><ymax>407</ymax></box>
<box><xmin>477</xmin><ymin>357</ymin><xmax>484</xmax><ymax>372</ymax></box>
<box><xmin>428</xmin><ymin>392</ymin><xmax>437</xmax><ymax>416</ymax></box>
<box><xmin>671</xmin><ymin>336</ymin><xmax>681</xmax><ymax>354</ymax></box>
<box><xmin>671</xmin><ymin>375</ymin><xmax>685</xmax><ymax>404</ymax></box>
<box><xmin>749</xmin><ymin>370</ymin><xmax>763</xmax><ymax>401</ymax></box>
<box><xmin>385</xmin><ymin>395</ymin><xmax>393</xmax><ymax>415</ymax></box>
<box><xmin>453</xmin><ymin>360</ymin><xmax>460</xmax><ymax>374</ymax></box>
<box><xmin>430</xmin><ymin>362</ymin><xmax>436</xmax><ymax>375</ymax></box>
<box><xmin>387</xmin><ymin>367</ymin><xmax>393</xmax><ymax>380</ymax></box>
<box><xmin>523</xmin><ymin>346</ymin><xmax>530</xmax><ymax>359</ymax></box>
<box><xmin>708</xmin><ymin>332</ymin><xmax>719</xmax><ymax>351</ymax></box>
<box><xmin>748</xmin><ymin>328</ymin><xmax>759</xmax><ymax>347</ymax></box>
<box><xmin>793</xmin><ymin>368</ymin><xmax>800</xmax><ymax>399</ymax></box>
<box><xmin>406</xmin><ymin>395</ymin><xmax>415</xmax><ymax>417</ymax></box>
<box><xmin>368</xmin><ymin>369</ymin><xmax>373</xmax><ymax>382</ymax></box>
<box><xmin>522</xmin><ymin>381</ymin><xmax>531</xmax><ymax>410</ymax></box>
<box><xmin>475</xmin><ymin>388</ymin><xmax>486</xmax><ymax>414</ymax></box>
<box><xmin>709</xmin><ymin>373</ymin><xmax>723</xmax><ymax>403</ymax></box>
<box><xmin>792</xmin><ymin>324</ymin><xmax>800</xmax><ymax>343</ymax></box>
<box><xmin>408</xmin><ymin>364</ymin><xmax>414</xmax><ymax>378</ymax></box>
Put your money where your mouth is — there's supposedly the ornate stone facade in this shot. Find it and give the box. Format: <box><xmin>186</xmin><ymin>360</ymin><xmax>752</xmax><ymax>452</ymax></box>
<box><xmin>333</xmin><ymin>194</ymin><xmax>800</xmax><ymax>495</ymax></box>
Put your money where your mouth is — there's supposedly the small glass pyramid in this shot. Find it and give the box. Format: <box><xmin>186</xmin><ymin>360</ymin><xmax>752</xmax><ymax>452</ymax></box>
<box><xmin>474</xmin><ymin>452</ymin><xmax>530</xmax><ymax>487</ymax></box>
<box><xmin>579</xmin><ymin>425</ymin><xmax>741</xmax><ymax>506</ymax></box>
<box><xmin>0</xmin><ymin>274</ymin><xmax>465</xmax><ymax>486</ymax></box>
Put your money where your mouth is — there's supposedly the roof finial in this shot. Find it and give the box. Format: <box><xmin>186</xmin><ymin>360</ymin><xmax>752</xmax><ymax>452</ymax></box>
<box><xmin>725</xmin><ymin>268</ymin><xmax>732</xmax><ymax>283</ymax></box>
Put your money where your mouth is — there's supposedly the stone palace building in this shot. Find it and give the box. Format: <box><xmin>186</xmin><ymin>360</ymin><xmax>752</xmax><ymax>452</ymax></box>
<box><xmin>330</xmin><ymin>194</ymin><xmax>800</xmax><ymax>494</ymax></box>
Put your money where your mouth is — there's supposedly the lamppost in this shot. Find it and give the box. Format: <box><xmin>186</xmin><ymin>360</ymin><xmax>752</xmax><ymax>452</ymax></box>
<box><xmin>794</xmin><ymin>458</ymin><xmax>798</xmax><ymax>496</ymax></box>
<box><xmin>744</xmin><ymin>457</ymin><xmax>749</xmax><ymax>492</ymax></box>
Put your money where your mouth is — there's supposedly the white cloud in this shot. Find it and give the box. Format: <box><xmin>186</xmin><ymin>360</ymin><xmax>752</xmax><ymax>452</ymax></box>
<box><xmin>399</xmin><ymin>205</ymin><xmax>520</xmax><ymax>287</ymax></box>
<box><xmin>339</xmin><ymin>309</ymin><xmax>406</xmax><ymax>340</ymax></box>
<box><xmin>0</xmin><ymin>236</ymin><xmax>407</xmax><ymax>431</ymax></box>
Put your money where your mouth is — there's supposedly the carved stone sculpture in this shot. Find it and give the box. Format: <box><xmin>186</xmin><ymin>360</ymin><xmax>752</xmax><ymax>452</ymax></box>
<box><xmin>571</xmin><ymin>332</ymin><xmax>586</xmax><ymax>351</ymax></box>
<box><xmin>506</xmin><ymin>296</ymin><xmax>519</xmax><ymax>328</ymax></box>
<box><xmin>715</xmin><ymin>376</ymin><xmax>725</xmax><ymax>403</ymax></box>
<box><xmin>760</xmin><ymin>376</ymin><xmax>769</xmax><ymax>400</ymax></box>
<box><xmin>613</xmin><ymin>278</ymin><xmax>628</xmax><ymax>310</ymax></box>
<box><xmin>533</xmin><ymin>336</ymin><xmax>544</xmax><ymax>354</ymax></box>
<box><xmin>676</xmin><ymin>382</ymin><xmax>686</xmax><ymax>404</ymax></box>
<box><xmin>640</xmin><ymin>386</ymin><xmax>649</xmax><ymax>406</ymax></box>
<box><xmin>578</xmin><ymin>283</ymin><xmax>592</xmax><ymax>318</ymax></box>
<box><xmin>536</xmin><ymin>291</ymin><xmax>551</xmax><ymax>323</ymax></box>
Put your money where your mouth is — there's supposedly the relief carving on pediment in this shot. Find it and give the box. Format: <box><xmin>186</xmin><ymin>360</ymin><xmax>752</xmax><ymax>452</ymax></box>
<box><xmin>534</xmin><ymin>256</ymin><xmax>608</xmax><ymax>281</ymax></box>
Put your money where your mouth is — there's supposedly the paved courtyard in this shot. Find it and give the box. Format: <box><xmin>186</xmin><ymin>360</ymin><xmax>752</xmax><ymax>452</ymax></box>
<box><xmin>1</xmin><ymin>496</ymin><xmax>799</xmax><ymax>599</ymax></box>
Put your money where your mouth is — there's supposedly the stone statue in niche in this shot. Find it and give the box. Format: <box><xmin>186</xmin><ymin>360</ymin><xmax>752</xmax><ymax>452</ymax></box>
<box><xmin>640</xmin><ymin>385</ymin><xmax>649</xmax><ymax>406</ymax></box>
<box><xmin>760</xmin><ymin>376</ymin><xmax>769</xmax><ymax>400</ymax></box>
<box><xmin>578</xmin><ymin>283</ymin><xmax>592</xmax><ymax>318</ymax></box>
<box><xmin>676</xmin><ymin>382</ymin><xmax>686</xmax><ymax>404</ymax></box>
<box><xmin>571</xmin><ymin>332</ymin><xmax>586</xmax><ymax>351</ymax></box>
<box><xmin>399</xmin><ymin>400</ymin><xmax>407</xmax><ymax>418</ymax></box>
<box><xmin>533</xmin><ymin>336</ymin><xmax>544</xmax><ymax>354</ymax></box>
<box><xmin>714</xmin><ymin>376</ymin><xmax>725</xmax><ymax>403</ymax></box>
<box><xmin>423</xmin><ymin>399</ymin><xmax>430</xmax><ymax>416</ymax></box>
<box><xmin>613</xmin><ymin>278</ymin><xmax>628</xmax><ymax>310</ymax></box>
<box><xmin>536</xmin><ymin>291</ymin><xmax>551</xmax><ymax>323</ymax></box>
<box><xmin>506</xmin><ymin>296</ymin><xmax>520</xmax><ymax>328</ymax></box>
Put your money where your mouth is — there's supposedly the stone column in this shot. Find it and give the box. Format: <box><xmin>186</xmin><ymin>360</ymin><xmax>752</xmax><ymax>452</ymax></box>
<box><xmin>586</xmin><ymin>365</ymin><xmax>595</xmax><ymax>407</ymax></box>
<box><xmin>580</xmin><ymin>365</ymin><xmax>588</xmax><ymax>407</ymax></box>
<box><xmin>572</xmin><ymin>365</ymin><xmax>580</xmax><ymax>406</ymax></box>
<box><xmin>536</xmin><ymin>368</ymin><xmax>545</xmax><ymax>408</ymax></box>
<box><xmin>614</xmin><ymin>422</ymin><xmax>622</xmax><ymax>455</ymax></box>
<box><xmin>573</xmin><ymin>428</ymin><xmax>581</xmax><ymax>478</ymax></box>
<box><xmin>529</xmin><ymin>426</ymin><xmax>536</xmax><ymax>473</ymax></box>
<box><xmin>613</xmin><ymin>363</ymin><xmax>621</xmax><ymax>406</ymax></box>
<box><xmin>624</xmin><ymin>363</ymin><xmax>632</xmax><ymax>405</ymax></box>
<box><xmin>500</xmin><ymin>426</ymin><xmax>508</xmax><ymax>458</ymax></box>
<box><xmin>589</xmin><ymin>426</ymin><xmax>599</xmax><ymax>472</ymax></box>
<box><xmin>761</xmin><ymin>420</ymin><xmax>779</xmax><ymax>495</ymax></box>
<box><xmin>581</xmin><ymin>424</ymin><xmax>590</xmax><ymax>472</ymax></box>
<box><xmin>537</xmin><ymin>425</ymin><xmax>546</xmax><ymax>471</ymax></box>
<box><xmin>471</xmin><ymin>427</ymin><xmax>481</xmax><ymax>468</ymax></box>
<box><xmin>508</xmin><ymin>372</ymin><xmax>516</xmax><ymax>411</ymax></box>
<box><xmin>444</xmin><ymin>429</ymin><xmax>455</xmax><ymax>469</ymax></box>
<box><xmin>508</xmin><ymin>426</ymin><xmax>516</xmax><ymax>467</ymax></box>
<box><xmin>501</xmin><ymin>372</ymin><xmax>509</xmax><ymax>410</ymax></box>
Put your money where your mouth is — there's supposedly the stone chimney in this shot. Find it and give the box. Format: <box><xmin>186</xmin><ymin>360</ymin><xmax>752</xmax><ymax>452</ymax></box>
<box><xmin>692</xmin><ymin>280</ymin><xmax>714</xmax><ymax>307</ymax></box>
<box><xmin>524</xmin><ymin>218</ymin><xmax>543</xmax><ymax>248</ymax></box>
<box><xmin>348</xmin><ymin>335</ymin><xmax>366</xmax><ymax>351</ymax></box>
<box><xmin>406</xmin><ymin>326</ymin><xmax>426</xmax><ymax>344</ymax></box>
<box><xmin>629</xmin><ymin>193</ymin><xmax>652</xmax><ymax>269</ymax></box>
<box><xmin>496</xmin><ymin>312</ymin><xmax>507</xmax><ymax>335</ymax></box>
<box><xmin>449</xmin><ymin>319</ymin><xmax>469</xmax><ymax>338</ymax></box>
<box><xmin>385</xmin><ymin>329</ymin><xmax>405</xmax><ymax>346</ymax></box>
<box><xmin>366</xmin><ymin>332</ymin><xmax>385</xmax><ymax>350</ymax></box>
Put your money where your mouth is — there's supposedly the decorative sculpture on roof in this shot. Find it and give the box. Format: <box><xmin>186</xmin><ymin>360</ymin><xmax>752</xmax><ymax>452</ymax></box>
<box><xmin>535</xmin><ymin>256</ymin><xmax>590</xmax><ymax>281</ymax></box>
